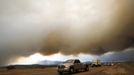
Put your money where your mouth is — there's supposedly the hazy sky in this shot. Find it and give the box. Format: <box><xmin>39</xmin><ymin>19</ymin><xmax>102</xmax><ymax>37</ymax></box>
<box><xmin>0</xmin><ymin>0</ymin><xmax>134</xmax><ymax>65</ymax></box>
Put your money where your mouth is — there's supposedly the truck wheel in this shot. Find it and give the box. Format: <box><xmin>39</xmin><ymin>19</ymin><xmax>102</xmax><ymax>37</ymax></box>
<box><xmin>58</xmin><ymin>72</ymin><xmax>63</xmax><ymax>75</ymax></box>
<box><xmin>70</xmin><ymin>68</ymin><xmax>74</xmax><ymax>73</ymax></box>
<box><xmin>85</xmin><ymin>67</ymin><xmax>89</xmax><ymax>71</ymax></box>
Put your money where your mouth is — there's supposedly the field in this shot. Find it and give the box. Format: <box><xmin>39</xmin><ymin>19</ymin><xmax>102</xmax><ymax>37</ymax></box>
<box><xmin>0</xmin><ymin>63</ymin><xmax>133</xmax><ymax>75</ymax></box>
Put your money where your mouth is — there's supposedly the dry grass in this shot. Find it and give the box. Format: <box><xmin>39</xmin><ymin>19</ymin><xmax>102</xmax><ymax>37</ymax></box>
<box><xmin>0</xmin><ymin>67</ymin><xmax>57</xmax><ymax>75</ymax></box>
<box><xmin>0</xmin><ymin>63</ymin><xmax>133</xmax><ymax>75</ymax></box>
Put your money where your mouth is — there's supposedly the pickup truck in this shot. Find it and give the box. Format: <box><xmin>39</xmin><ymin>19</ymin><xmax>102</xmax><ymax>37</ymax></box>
<box><xmin>57</xmin><ymin>59</ymin><xmax>89</xmax><ymax>74</ymax></box>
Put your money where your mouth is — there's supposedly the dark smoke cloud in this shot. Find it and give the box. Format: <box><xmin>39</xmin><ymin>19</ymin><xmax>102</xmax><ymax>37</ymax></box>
<box><xmin>0</xmin><ymin>0</ymin><xmax>134</xmax><ymax>65</ymax></box>
<box><xmin>40</xmin><ymin>0</ymin><xmax>134</xmax><ymax>55</ymax></box>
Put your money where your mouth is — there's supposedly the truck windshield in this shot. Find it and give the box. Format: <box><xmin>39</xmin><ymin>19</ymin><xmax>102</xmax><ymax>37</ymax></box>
<box><xmin>64</xmin><ymin>60</ymin><xmax>74</xmax><ymax>63</ymax></box>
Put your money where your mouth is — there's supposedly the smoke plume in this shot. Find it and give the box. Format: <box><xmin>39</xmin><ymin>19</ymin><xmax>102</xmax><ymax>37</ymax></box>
<box><xmin>0</xmin><ymin>0</ymin><xmax>133</xmax><ymax>65</ymax></box>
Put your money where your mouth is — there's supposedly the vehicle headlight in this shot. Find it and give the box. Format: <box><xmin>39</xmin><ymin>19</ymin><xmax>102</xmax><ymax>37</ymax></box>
<box><xmin>58</xmin><ymin>65</ymin><xmax>65</xmax><ymax>68</ymax></box>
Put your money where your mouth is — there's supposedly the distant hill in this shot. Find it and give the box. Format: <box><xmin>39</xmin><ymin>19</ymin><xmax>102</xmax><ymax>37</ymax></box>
<box><xmin>2</xmin><ymin>60</ymin><xmax>63</xmax><ymax>69</ymax></box>
<box><xmin>38</xmin><ymin>60</ymin><xmax>63</xmax><ymax>65</ymax></box>
<box><xmin>5</xmin><ymin>63</ymin><xmax>60</xmax><ymax>69</ymax></box>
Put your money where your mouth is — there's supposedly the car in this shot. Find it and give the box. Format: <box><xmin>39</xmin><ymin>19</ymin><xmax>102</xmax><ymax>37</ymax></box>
<box><xmin>57</xmin><ymin>59</ymin><xmax>89</xmax><ymax>74</ymax></box>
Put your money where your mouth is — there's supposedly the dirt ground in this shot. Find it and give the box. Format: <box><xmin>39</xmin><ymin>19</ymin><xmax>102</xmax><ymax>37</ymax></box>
<box><xmin>0</xmin><ymin>63</ymin><xmax>133</xmax><ymax>75</ymax></box>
